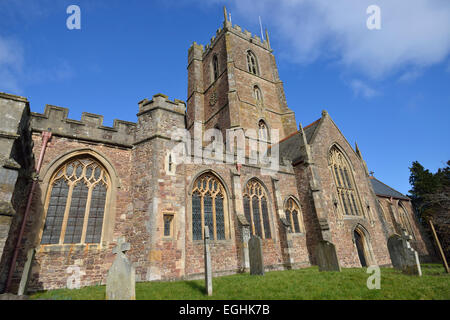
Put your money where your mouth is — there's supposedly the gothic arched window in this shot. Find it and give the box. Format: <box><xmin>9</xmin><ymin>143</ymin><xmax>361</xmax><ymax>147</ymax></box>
<box><xmin>398</xmin><ymin>202</ymin><xmax>415</xmax><ymax>239</ymax></box>
<box><xmin>247</xmin><ymin>51</ymin><xmax>259</xmax><ymax>75</ymax></box>
<box><xmin>284</xmin><ymin>197</ymin><xmax>304</xmax><ymax>233</ymax></box>
<box><xmin>192</xmin><ymin>173</ymin><xmax>229</xmax><ymax>240</ymax></box>
<box><xmin>254</xmin><ymin>85</ymin><xmax>263</xmax><ymax>105</ymax></box>
<box><xmin>41</xmin><ymin>157</ymin><xmax>109</xmax><ymax>245</ymax></box>
<box><xmin>243</xmin><ymin>179</ymin><xmax>272</xmax><ymax>239</ymax></box>
<box><xmin>329</xmin><ymin>146</ymin><xmax>363</xmax><ymax>217</ymax></box>
<box><xmin>212</xmin><ymin>55</ymin><xmax>219</xmax><ymax>81</ymax></box>
<box><xmin>258</xmin><ymin>120</ymin><xmax>269</xmax><ymax>141</ymax></box>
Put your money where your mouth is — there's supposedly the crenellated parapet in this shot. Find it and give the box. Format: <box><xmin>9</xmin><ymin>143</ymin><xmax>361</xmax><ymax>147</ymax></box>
<box><xmin>137</xmin><ymin>93</ymin><xmax>186</xmax><ymax>116</ymax></box>
<box><xmin>188</xmin><ymin>15</ymin><xmax>272</xmax><ymax>60</ymax></box>
<box><xmin>31</xmin><ymin>105</ymin><xmax>137</xmax><ymax>148</ymax></box>
<box><xmin>135</xmin><ymin>93</ymin><xmax>186</xmax><ymax>145</ymax></box>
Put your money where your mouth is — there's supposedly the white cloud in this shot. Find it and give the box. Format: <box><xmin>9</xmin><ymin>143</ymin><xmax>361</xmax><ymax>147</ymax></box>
<box><xmin>223</xmin><ymin>0</ymin><xmax>450</xmax><ymax>80</ymax></box>
<box><xmin>0</xmin><ymin>36</ymin><xmax>24</xmax><ymax>93</ymax></box>
<box><xmin>349</xmin><ymin>79</ymin><xmax>379</xmax><ymax>99</ymax></box>
<box><xmin>398</xmin><ymin>69</ymin><xmax>423</xmax><ymax>83</ymax></box>
<box><xmin>0</xmin><ymin>35</ymin><xmax>73</xmax><ymax>94</ymax></box>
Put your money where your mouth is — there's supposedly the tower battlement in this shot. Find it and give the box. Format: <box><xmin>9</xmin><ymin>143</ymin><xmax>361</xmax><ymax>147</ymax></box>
<box><xmin>31</xmin><ymin>105</ymin><xmax>136</xmax><ymax>147</ymax></box>
<box><xmin>188</xmin><ymin>7</ymin><xmax>272</xmax><ymax>60</ymax></box>
<box><xmin>137</xmin><ymin>93</ymin><xmax>186</xmax><ymax>116</ymax></box>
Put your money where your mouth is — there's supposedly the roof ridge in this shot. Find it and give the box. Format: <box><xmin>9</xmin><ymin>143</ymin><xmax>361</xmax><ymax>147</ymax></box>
<box><xmin>277</xmin><ymin>117</ymin><xmax>322</xmax><ymax>145</ymax></box>
<box><xmin>303</xmin><ymin>117</ymin><xmax>321</xmax><ymax>130</ymax></box>
<box><xmin>371</xmin><ymin>176</ymin><xmax>409</xmax><ymax>199</ymax></box>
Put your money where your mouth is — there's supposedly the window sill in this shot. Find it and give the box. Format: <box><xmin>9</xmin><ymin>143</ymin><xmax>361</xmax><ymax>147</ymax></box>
<box><xmin>343</xmin><ymin>215</ymin><xmax>365</xmax><ymax>220</ymax></box>
<box><xmin>289</xmin><ymin>232</ymin><xmax>305</xmax><ymax>237</ymax></box>
<box><xmin>192</xmin><ymin>239</ymin><xmax>233</xmax><ymax>244</ymax></box>
<box><xmin>37</xmin><ymin>243</ymin><xmax>104</xmax><ymax>253</ymax></box>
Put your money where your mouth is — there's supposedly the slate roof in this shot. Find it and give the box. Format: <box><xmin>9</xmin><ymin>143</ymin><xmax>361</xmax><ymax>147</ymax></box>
<box><xmin>370</xmin><ymin>177</ymin><xmax>410</xmax><ymax>200</ymax></box>
<box><xmin>278</xmin><ymin>117</ymin><xmax>321</xmax><ymax>163</ymax></box>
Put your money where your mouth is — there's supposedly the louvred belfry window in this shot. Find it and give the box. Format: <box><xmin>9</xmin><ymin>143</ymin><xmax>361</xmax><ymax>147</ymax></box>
<box><xmin>284</xmin><ymin>197</ymin><xmax>304</xmax><ymax>233</ymax></box>
<box><xmin>191</xmin><ymin>174</ymin><xmax>229</xmax><ymax>240</ymax></box>
<box><xmin>329</xmin><ymin>146</ymin><xmax>363</xmax><ymax>217</ymax></box>
<box><xmin>41</xmin><ymin>157</ymin><xmax>109</xmax><ymax>245</ymax></box>
<box><xmin>212</xmin><ymin>55</ymin><xmax>219</xmax><ymax>81</ymax></box>
<box><xmin>243</xmin><ymin>179</ymin><xmax>272</xmax><ymax>239</ymax></box>
<box><xmin>247</xmin><ymin>51</ymin><xmax>259</xmax><ymax>75</ymax></box>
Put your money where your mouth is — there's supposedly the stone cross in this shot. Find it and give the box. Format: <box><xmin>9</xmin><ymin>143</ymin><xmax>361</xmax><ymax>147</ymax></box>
<box><xmin>112</xmin><ymin>237</ymin><xmax>130</xmax><ymax>254</ymax></box>
<box><xmin>249</xmin><ymin>235</ymin><xmax>264</xmax><ymax>275</ymax></box>
<box><xmin>106</xmin><ymin>237</ymin><xmax>136</xmax><ymax>300</ymax></box>
<box><xmin>204</xmin><ymin>226</ymin><xmax>213</xmax><ymax>296</ymax></box>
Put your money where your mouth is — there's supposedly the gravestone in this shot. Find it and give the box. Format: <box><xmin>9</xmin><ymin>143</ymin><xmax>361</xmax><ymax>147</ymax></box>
<box><xmin>387</xmin><ymin>235</ymin><xmax>404</xmax><ymax>269</ymax></box>
<box><xmin>316</xmin><ymin>240</ymin><xmax>341</xmax><ymax>272</ymax></box>
<box><xmin>387</xmin><ymin>231</ymin><xmax>421</xmax><ymax>276</ymax></box>
<box><xmin>249</xmin><ymin>235</ymin><xmax>264</xmax><ymax>275</ymax></box>
<box><xmin>106</xmin><ymin>238</ymin><xmax>136</xmax><ymax>300</ymax></box>
<box><xmin>204</xmin><ymin>226</ymin><xmax>213</xmax><ymax>296</ymax></box>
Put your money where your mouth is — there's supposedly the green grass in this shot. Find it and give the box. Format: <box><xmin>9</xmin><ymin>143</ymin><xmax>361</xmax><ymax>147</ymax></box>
<box><xmin>29</xmin><ymin>264</ymin><xmax>450</xmax><ymax>300</ymax></box>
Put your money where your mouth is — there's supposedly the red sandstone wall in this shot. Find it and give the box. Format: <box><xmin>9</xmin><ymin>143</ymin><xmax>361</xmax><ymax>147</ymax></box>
<box><xmin>21</xmin><ymin>134</ymin><xmax>133</xmax><ymax>291</ymax></box>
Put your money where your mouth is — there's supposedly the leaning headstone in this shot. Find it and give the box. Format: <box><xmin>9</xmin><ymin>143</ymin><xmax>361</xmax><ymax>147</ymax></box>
<box><xmin>249</xmin><ymin>235</ymin><xmax>264</xmax><ymax>275</ymax></box>
<box><xmin>204</xmin><ymin>226</ymin><xmax>213</xmax><ymax>296</ymax></box>
<box><xmin>106</xmin><ymin>238</ymin><xmax>136</xmax><ymax>300</ymax></box>
<box><xmin>316</xmin><ymin>240</ymin><xmax>341</xmax><ymax>272</ymax></box>
<box><xmin>400</xmin><ymin>230</ymin><xmax>422</xmax><ymax>276</ymax></box>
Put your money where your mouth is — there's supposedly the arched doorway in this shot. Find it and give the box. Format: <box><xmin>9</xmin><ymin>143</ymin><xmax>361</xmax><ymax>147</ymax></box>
<box><xmin>354</xmin><ymin>229</ymin><xmax>368</xmax><ymax>267</ymax></box>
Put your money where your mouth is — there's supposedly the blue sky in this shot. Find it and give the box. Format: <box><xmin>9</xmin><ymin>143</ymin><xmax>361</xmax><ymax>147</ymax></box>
<box><xmin>1</xmin><ymin>0</ymin><xmax>449</xmax><ymax>194</ymax></box>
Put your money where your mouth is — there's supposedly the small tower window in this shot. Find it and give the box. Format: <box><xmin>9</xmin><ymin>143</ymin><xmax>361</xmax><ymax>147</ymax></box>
<box><xmin>212</xmin><ymin>55</ymin><xmax>219</xmax><ymax>81</ymax></box>
<box><xmin>163</xmin><ymin>214</ymin><xmax>174</xmax><ymax>238</ymax></box>
<box><xmin>258</xmin><ymin>120</ymin><xmax>269</xmax><ymax>141</ymax></box>
<box><xmin>247</xmin><ymin>51</ymin><xmax>259</xmax><ymax>75</ymax></box>
<box><xmin>254</xmin><ymin>85</ymin><xmax>263</xmax><ymax>105</ymax></box>
<box><xmin>166</xmin><ymin>152</ymin><xmax>176</xmax><ymax>175</ymax></box>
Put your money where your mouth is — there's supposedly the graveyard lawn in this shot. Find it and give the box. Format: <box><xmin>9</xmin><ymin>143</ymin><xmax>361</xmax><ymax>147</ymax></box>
<box><xmin>30</xmin><ymin>264</ymin><xmax>449</xmax><ymax>300</ymax></box>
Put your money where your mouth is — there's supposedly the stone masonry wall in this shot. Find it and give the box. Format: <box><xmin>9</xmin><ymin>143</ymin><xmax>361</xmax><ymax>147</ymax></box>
<box><xmin>18</xmin><ymin>133</ymin><xmax>133</xmax><ymax>292</ymax></box>
<box><xmin>307</xmin><ymin>114</ymin><xmax>392</xmax><ymax>267</ymax></box>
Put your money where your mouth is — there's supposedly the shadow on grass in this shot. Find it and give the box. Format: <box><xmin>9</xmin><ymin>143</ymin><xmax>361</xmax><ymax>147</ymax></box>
<box><xmin>184</xmin><ymin>280</ymin><xmax>206</xmax><ymax>295</ymax></box>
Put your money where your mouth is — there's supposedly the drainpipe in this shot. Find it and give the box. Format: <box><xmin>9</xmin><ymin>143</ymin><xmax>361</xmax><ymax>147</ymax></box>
<box><xmin>5</xmin><ymin>130</ymin><xmax>52</xmax><ymax>293</ymax></box>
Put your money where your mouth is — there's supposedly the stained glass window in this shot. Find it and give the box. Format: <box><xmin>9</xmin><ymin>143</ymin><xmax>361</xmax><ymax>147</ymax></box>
<box><xmin>215</xmin><ymin>196</ymin><xmax>225</xmax><ymax>240</ymax></box>
<box><xmin>191</xmin><ymin>174</ymin><xmax>229</xmax><ymax>240</ymax></box>
<box><xmin>284</xmin><ymin>197</ymin><xmax>304</xmax><ymax>234</ymax></box>
<box><xmin>192</xmin><ymin>192</ymin><xmax>202</xmax><ymax>240</ymax></box>
<box><xmin>261</xmin><ymin>197</ymin><xmax>271</xmax><ymax>239</ymax></box>
<box><xmin>204</xmin><ymin>194</ymin><xmax>214</xmax><ymax>239</ymax></box>
<box><xmin>329</xmin><ymin>146</ymin><xmax>363</xmax><ymax>217</ymax></box>
<box><xmin>243</xmin><ymin>179</ymin><xmax>272</xmax><ymax>239</ymax></box>
<box><xmin>41</xmin><ymin>157</ymin><xmax>109</xmax><ymax>245</ymax></box>
<box><xmin>41</xmin><ymin>179</ymin><xmax>69</xmax><ymax>244</ymax></box>
<box><xmin>64</xmin><ymin>183</ymin><xmax>89</xmax><ymax>244</ymax></box>
<box><xmin>86</xmin><ymin>184</ymin><xmax>107</xmax><ymax>243</ymax></box>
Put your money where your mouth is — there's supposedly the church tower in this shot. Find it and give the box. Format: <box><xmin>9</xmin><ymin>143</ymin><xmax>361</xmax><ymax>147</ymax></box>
<box><xmin>187</xmin><ymin>6</ymin><xmax>297</xmax><ymax>143</ymax></box>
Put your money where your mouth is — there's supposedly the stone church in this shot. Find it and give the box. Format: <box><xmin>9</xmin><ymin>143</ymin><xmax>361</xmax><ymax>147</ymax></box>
<box><xmin>0</xmin><ymin>8</ymin><xmax>433</xmax><ymax>293</ymax></box>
